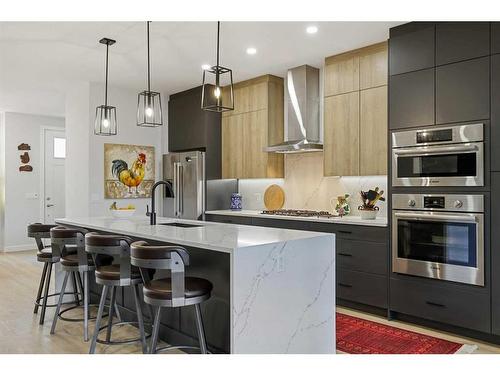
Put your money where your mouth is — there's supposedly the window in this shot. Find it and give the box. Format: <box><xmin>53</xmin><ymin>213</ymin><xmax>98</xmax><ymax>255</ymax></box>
<box><xmin>53</xmin><ymin>137</ymin><xmax>66</xmax><ymax>159</ymax></box>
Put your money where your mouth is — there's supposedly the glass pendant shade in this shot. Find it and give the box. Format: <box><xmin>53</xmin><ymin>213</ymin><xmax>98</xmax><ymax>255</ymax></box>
<box><xmin>137</xmin><ymin>90</ymin><xmax>163</xmax><ymax>127</ymax></box>
<box><xmin>137</xmin><ymin>21</ymin><xmax>163</xmax><ymax>127</ymax></box>
<box><xmin>94</xmin><ymin>105</ymin><xmax>117</xmax><ymax>135</ymax></box>
<box><xmin>201</xmin><ymin>21</ymin><xmax>234</xmax><ymax>113</ymax></box>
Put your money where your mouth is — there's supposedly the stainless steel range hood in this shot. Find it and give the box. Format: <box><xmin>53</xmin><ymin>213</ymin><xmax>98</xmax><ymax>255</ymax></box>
<box><xmin>264</xmin><ymin>65</ymin><xmax>322</xmax><ymax>153</ymax></box>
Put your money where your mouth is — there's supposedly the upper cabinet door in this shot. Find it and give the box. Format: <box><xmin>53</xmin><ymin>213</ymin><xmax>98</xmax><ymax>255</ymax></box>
<box><xmin>492</xmin><ymin>22</ymin><xmax>500</xmax><ymax>55</ymax></box>
<box><xmin>436</xmin><ymin>22</ymin><xmax>490</xmax><ymax>66</ymax></box>
<box><xmin>389</xmin><ymin>23</ymin><xmax>435</xmax><ymax>75</ymax></box>
<box><xmin>436</xmin><ymin>57</ymin><xmax>490</xmax><ymax>124</ymax></box>
<box><xmin>389</xmin><ymin>69</ymin><xmax>435</xmax><ymax>129</ymax></box>
<box><xmin>491</xmin><ymin>55</ymin><xmax>500</xmax><ymax>172</ymax></box>
<box><xmin>324</xmin><ymin>55</ymin><xmax>359</xmax><ymax>96</ymax></box>
<box><xmin>359</xmin><ymin>43</ymin><xmax>388</xmax><ymax>89</ymax></box>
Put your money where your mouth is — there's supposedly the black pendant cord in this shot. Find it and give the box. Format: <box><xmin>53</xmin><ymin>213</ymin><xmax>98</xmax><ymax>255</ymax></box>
<box><xmin>147</xmin><ymin>21</ymin><xmax>151</xmax><ymax>93</ymax></box>
<box><xmin>105</xmin><ymin>43</ymin><xmax>109</xmax><ymax>107</ymax></box>
<box><xmin>216</xmin><ymin>21</ymin><xmax>220</xmax><ymax>87</ymax></box>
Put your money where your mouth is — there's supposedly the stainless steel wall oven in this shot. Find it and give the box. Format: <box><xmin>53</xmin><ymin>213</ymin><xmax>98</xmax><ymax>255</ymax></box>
<box><xmin>392</xmin><ymin>193</ymin><xmax>484</xmax><ymax>286</ymax></box>
<box><xmin>392</xmin><ymin>123</ymin><xmax>484</xmax><ymax>187</ymax></box>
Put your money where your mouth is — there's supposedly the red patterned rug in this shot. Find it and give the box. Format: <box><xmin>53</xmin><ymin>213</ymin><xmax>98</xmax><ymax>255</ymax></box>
<box><xmin>336</xmin><ymin>312</ymin><xmax>477</xmax><ymax>354</ymax></box>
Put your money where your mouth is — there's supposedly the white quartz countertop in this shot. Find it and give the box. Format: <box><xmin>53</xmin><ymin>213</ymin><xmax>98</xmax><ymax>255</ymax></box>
<box><xmin>205</xmin><ymin>209</ymin><xmax>388</xmax><ymax>227</ymax></box>
<box><xmin>55</xmin><ymin>216</ymin><xmax>334</xmax><ymax>253</ymax></box>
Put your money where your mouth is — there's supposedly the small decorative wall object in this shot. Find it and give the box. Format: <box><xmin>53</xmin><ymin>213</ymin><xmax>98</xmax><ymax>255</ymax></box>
<box><xmin>358</xmin><ymin>187</ymin><xmax>385</xmax><ymax>220</ymax></box>
<box><xmin>19</xmin><ymin>165</ymin><xmax>33</xmax><ymax>172</ymax></box>
<box><xmin>20</xmin><ymin>152</ymin><xmax>30</xmax><ymax>164</ymax></box>
<box><xmin>331</xmin><ymin>194</ymin><xmax>351</xmax><ymax>217</ymax></box>
<box><xmin>18</xmin><ymin>143</ymin><xmax>31</xmax><ymax>150</ymax></box>
<box><xmin>104</xmin><ymin>143</ymin><xmax>155</xmax><ymax>199</ymax></box>
<box><xmin>230</xmin><ymin>193</ymin><xmax>242</xmax><ymax>211</ymax></box>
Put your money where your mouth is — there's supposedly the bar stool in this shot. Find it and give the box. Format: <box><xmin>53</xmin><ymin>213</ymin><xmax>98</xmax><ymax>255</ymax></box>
<box><xmin>28</xmin><ymin>223</ymin><xmax>78</xmax><ymax>325</ymax></box>
<box><xmin>86</xmin><ymin>232</ymin><xmax>150</xmax><ymax>354</ymax></box>
<box><xmin>130</xmin><ymin>241</ymin><xmax>213</xmax><ymax>354</ymax></box>
<box><xmin>50</xmin><ymin>226</ymin><xmax>103</xmax><ymax>341</ymax></box>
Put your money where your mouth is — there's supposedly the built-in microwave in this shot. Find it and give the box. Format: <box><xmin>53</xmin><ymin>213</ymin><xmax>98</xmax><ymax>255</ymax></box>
<box><xmin>391</xmin><ymin>123</ymin><xmax>484</xmax><ymax>187</ymax></box>
<box><xmin>392</xmin><ymin>193</ymin><xmax>484</xmax><ymax>286</ymax></box>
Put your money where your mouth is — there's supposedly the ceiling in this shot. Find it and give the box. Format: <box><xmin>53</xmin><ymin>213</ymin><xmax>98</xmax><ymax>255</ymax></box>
<box><xmin>0</xmin><ymin>21</ymin><xmax>402</xmax><ymax>117</ymax></box>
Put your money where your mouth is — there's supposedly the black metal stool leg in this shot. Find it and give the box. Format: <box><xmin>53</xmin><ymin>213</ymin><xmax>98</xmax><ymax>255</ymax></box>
<box><xmin>133</xmin><ymin>284</ymin><xmax>148</xmax><ymax>354</ymax></box>
<box><xmin>39</xmin><ymin>262</ymin><xmax>53</xmax><ymax>325</ymax></box>
<box><xmin>50</xmin><ymin>271</ymin><xmax>69</xmax><ymax>334</ymax></box>
<box><xmin>149</xmin><ymin>306</ymin><xmax>162</xmax><ymax>354</ymax></box>
<box><xmin>71</xmin><ymin>272</ymin><xmax>80</xmax><ymax>306</ymax></box>
<box><xmin>106</xmin><ymin>286</ymin><xmax>117</xmax><ymax>342</ymax></box>
<box><xmin>194</xmin><ymin>304</ymin><xmax>208</xmax><ymax>354</ymax></box>
<box><xmin>34</xmin><ymin>262</ymin><xmax>49</xmax><ymax>314</ymax></box>
<box><xmin>90</xmin><ymin>285</ymin><xmax>109</xmax><ymax>354</ymax></box>
<box><xmin>83</xmin><ymin>271</ymin><xmax>89</xmax><ymax>342</ymax></box>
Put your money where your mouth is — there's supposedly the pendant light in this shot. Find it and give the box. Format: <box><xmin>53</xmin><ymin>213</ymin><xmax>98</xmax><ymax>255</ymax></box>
<box><xmin>94</xmin><ymin>37</ymin><xmax>117</xmax><ymax>136</ymax></box>
<box><xmin>137</xmin><ymin>21</ymin><xmax>163</xmax><ymax>127</ymax></box>
<box><xmin>201</xmin><ymin>21</ymin><xmax>234</xmax><ymax>112</ymax></box>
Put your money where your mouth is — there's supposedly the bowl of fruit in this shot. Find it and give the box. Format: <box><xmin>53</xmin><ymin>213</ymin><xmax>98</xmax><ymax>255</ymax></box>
<box><xmin>109</xmin><ymin>202</ymin><xmax>136</xmax><ymax>218</ymax></box>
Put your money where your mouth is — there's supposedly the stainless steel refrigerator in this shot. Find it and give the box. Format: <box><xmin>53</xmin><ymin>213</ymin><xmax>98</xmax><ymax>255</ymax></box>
<box><xmin>162</xmin><ymin>151</ymin><xmax>205</xmax><ymax>220</ymax></box>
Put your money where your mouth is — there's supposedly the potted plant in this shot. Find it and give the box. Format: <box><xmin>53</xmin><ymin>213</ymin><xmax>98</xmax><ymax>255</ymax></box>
<box><xmin>358</xmin><ymin>187</ymin><xmax>385</xmax><ymax>220</ymax></box>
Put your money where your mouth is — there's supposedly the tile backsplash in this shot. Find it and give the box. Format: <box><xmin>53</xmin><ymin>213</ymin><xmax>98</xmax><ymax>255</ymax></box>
<box><xmin>237</xmin><ymin>152</ymin><xmax>388</xmax><ymax>217</ymax></box>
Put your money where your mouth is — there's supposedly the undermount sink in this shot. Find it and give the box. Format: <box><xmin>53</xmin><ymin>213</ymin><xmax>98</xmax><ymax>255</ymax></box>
<box><xmin>158</xmin><ymin>222</ymin><xmax>203</xmax><ymax>228</ymax></box>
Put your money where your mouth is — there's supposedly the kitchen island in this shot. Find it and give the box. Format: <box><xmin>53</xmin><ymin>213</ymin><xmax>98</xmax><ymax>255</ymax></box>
<box><xmin>55</xmin><ymin>216</ymin><xmax>335</xmax><ymax>354</ymax></box>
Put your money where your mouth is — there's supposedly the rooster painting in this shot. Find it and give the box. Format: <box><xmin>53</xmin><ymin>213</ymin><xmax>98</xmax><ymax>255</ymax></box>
<box><xmin>104</xmin><ymin>144</ymin><xmax>155</xmax><ymax>199</ymax></box>
<box><xmin>111</xmin><ymin>153</ymin><xmax>147</xmax><ymax>194</ymax></box>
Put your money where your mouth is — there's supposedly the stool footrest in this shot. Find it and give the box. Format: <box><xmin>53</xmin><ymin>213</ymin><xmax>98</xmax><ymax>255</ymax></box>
<box><xmin>95</xmin><ymin>321</ymin><xmax>152</xmax><ymax>345</ymax></box>
<box><xmin>58</xmin><ymin>303</ymin><xmax>109</xmax><ymax>322</ymax></box>
<box><xmin>155</xmin><ymin>345</ymin><xmax>211</xmax><ymax>354</ymax></box>
<box><xmin>34</xmin><ymin>292</ymin><xmax>79</xmax><ymax>309</ymax></box>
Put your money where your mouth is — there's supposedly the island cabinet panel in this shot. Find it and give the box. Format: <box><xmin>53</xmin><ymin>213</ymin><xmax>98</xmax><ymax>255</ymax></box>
<box><xmin>324</xmin><ymin>42</ymin><xmax>388</xmax><ymax>177</ymax></box>
<box><xmin>491</xmin><ymin>55</ymin><xmax>500</xmax><ymax>171</ymax></box>
<box><xmin>389</xmin><ymin>22</ymin><xmax>435</xmax><ymax>75</ymax></box>
<box><xmin>436</xmin><ymin>57</ymin><xmax>490</xmax><ymax>125</ymax></box>
<box><xmin>390</xmin><ymin>277</ymin><xmax>491</xmax><ymax>333</ymax></box>
<box><xmin>168</xmin><ymin>85</ymin><xmax>222</xmax><ymax>179</ymax></box>
<box><xmin>491</xmin><ymin>172</ymin><xmax>500</xmax><ymax>334</ymax></box>
<box><xmin>221</xmin><ymin>75</ymin><xmax>284</xmax><ymax>179</ymax></box>
<box><xmin>337</xmin><ymin>270</ymin><xmax>388</xmax><ymax>309</ymax></box>
<box><xmin>435</xmin><ymin>22</ymin><xmax>490</xmax><ymax>66</ymax></box>
<box><xmin>324</xmin><ymin>92</ymin><xmax>360</xmax><ymax>176</ymax></box>
<box><xmin>389</xmin><ymin>68</ymin><xmax>435</xmax><ymax>129</ymax></box>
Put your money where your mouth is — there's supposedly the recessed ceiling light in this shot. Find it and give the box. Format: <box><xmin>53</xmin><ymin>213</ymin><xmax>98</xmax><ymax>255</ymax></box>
<box><xmin>246</xmin><ymin>47</ymin><xmax>257</xmax><ymax>55</ymax></box>
<box><xmin>306</xmin><ymin>26</ymin><xmax>318</xmax><ymax>34</ymax></box>
<box><xmin>201</xmin><ymin>64</ymin><xmax>211</xmax><ymax>70</ymax></box>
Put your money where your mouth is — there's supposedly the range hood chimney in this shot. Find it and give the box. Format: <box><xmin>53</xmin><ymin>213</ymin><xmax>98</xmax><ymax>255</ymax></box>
<box><xmin>264</xmin><ymin>65</ymin><xmax>322</xmax><ymax>153</ymax></box>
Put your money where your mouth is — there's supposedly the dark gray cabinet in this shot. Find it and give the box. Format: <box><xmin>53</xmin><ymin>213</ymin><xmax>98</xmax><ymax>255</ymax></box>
<box><xmin>436</xmin><ymin>57</ymin><xmax>490</xmax><ymax>124</ymax></box>
<box><xmin>491</xmin><ymin>55</ymin><xmax>500</xmax><ymax>171</ymax></box>
<box><xmin>337</xmin><ymin>270</ymin><xmax>387</xmax><ymax>309</ymax></box>
<box><xmin>168</xmin><ymin>86</ymin><xmax>222</xmax><ymax>179</ymax></box>
<box><xmin>390</xmin><ymin>277</ymin><xmax>490</xmax><ymax>333</ymax></box>
<box><xmin>389</xmin><ymin>23</ymin><xmax>435</xmax><ymax>75</ymax></box>
<box><xmin>492</xmin><ymin>22</ymin><xmax>500</xmax><ymax>55</ymax></box>
<box><xmin>389</xmin><ymin>69</ymin><xmax>435</xmax><ymax>129</ymax></box>
<box><xmin>204</xmin><ymin>214</ymin><xmax>252</xmax><ymax>226</ymax></box>
<box><xmin>336</xmin><ymin>239</ymin><xmax>387</xmax><ymax>275</ymax></box>
<box><xmin>436</xmin><ymin>22</ymin><xmax>490</xmax><ymax>66</ymax></box>
<box><xmin>491</xmin><ymin>173</ymin><xmax>500</xmax><ymax>334</ymax></box>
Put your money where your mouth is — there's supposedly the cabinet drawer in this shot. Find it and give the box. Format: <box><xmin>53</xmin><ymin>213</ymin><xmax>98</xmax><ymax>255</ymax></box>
<box><xmin>204</xmin><ymin>214</ymin><xmax>252</xmax><ymax>226</ymax></box>
<box><xmin>390</xmin><ymin>278</ymin><xmax>490</xmax><ymax>333</ymax></box>
<box><xmin>251</xmin><ymin>217</ymin><xmax>311</xmax><ymax>231</ymax></box>
<box><xmin>337</xmin><ymin>269</ymin><xmax>388</xmax><ymax>308</ymax></box>
<box><xmin>334</xmin><ymin>224</ymin><xmax>388</xmax><ymax>242</ymax></box>
<box><xmin>337</xmin><ymin>239</ymin><xmax>387</xmax><ymax>275</ymax></box>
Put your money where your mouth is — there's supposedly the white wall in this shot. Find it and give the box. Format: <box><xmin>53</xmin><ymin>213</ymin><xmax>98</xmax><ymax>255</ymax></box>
<box><xmin>65</xmin><ymin>82</ymin><xmax>165</xmax><ymax>219</ymax></box>
<box><xmin>0</xmin><ymin>112</ymin><xmax>64</xmax><ymax>251</ymax></box>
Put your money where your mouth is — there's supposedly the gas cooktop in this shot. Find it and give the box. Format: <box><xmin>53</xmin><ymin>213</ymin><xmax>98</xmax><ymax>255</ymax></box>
<box><xmin>261</xmin><ymin>209</ymin><xmax>338</xmax><ymax>218</ymax></box>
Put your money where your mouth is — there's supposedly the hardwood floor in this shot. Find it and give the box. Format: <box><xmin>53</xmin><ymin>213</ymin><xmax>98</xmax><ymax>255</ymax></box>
<box><xmin>2</xmin><ymin>249</ymin><xmax>500</xmax><ymax>354</ymax></box>
<box><xmin>0</xmin><ymin>249</ymin><xmax>180</xmax><ymax>354</ymax></box>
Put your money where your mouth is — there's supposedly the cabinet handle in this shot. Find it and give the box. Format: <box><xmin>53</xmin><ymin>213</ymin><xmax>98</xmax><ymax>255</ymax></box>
<box><xmin>426</xmin><ymin>301</ymin><xmax>446</xmax><ymax>308</ymax></box>
<box><xmin>338</xmin><ymin>283</ymin><xmax>353</xmax><ymax>288</ymax></box>
<box><xmin>338</xmin><ymin>230</ymin><xmax>352</xmax><ymax>234</ymax></box>
<box><xmin>338</xmin><ymin>253</ymin><xmax>353</xmax><ymax>257</ymax></box>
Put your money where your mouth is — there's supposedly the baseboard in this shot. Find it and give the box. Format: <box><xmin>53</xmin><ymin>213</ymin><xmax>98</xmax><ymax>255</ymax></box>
<box><xmin>2</xmin><ymin>244</ymin><xmax>36</xmax><ymax>252</ymax></box>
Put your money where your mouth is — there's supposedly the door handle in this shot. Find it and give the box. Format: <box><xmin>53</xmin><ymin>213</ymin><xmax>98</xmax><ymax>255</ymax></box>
<box><xmin>46</xmin><ymin>204</ymin><xmax>55</xmax><ymax>208</ymax></box>
<box><xmin>338</xmin><ymin>283</ymin><xmax>353</xmax><ymax>288</ymax></box>
<box><xmin>426</xmin><ymin>301</ymin><xmax>446</xmax><ymax>308</ymax></box>
<box><xmin>338</xmin><ymin>253</ymin><xmax>353</xmax><ymax>257</ymax></box>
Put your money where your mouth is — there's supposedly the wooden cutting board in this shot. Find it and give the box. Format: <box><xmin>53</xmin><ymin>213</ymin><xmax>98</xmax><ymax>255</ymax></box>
<box><xmin>264</xmin><ymin>184</ymin><xmax>285</xmax><ymax>210</ymax></box>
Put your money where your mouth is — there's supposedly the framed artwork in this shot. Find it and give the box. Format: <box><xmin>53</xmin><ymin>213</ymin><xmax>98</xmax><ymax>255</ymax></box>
<box><xmin>104</xmin><ymin>143</ymin><xmax>155</xmax><ymax>199</ymax></box>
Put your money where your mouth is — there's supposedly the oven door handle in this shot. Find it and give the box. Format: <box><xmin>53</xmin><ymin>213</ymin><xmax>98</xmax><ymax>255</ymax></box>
<box><xmin>394</xmin><ymin>212</ymin><xmax>479</xmax><ymax>223</ymax></box>
<box><xmin>393</xmin><ymin>144</ymin><xmax>478</xmax><ymax>156</ymax></box>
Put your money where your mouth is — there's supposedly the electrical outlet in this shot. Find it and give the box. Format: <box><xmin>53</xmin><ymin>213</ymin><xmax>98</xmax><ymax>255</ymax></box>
<box><xmin>277</xmin><ymin>254</ymin><xmax>285</xmax><ymax>273</ymax></box>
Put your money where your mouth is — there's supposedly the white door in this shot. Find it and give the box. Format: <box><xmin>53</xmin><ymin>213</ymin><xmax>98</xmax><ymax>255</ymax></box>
<box><xmin>44</xmin><ymin>129</ymin><xmax>66</xmax><ymax>224</ymax></box>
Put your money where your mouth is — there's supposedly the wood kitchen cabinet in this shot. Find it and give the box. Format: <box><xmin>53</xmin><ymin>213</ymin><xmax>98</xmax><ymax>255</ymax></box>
<box><xmin>221</xmin><ymin>75</ymin><xmax>284</xmax><ymax>179</ymax></box>
<box><xmin>324</xmin><ymin>42</ymin><xmax>387</xmax><ymax>177</ymax></box>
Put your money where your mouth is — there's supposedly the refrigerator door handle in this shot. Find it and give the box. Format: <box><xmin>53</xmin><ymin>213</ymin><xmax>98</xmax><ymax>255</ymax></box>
<box><xmin>178</xmin><ymin>164</ymin><xmax>184</xmax><ymax>216</ymax></box>
<box><xmin>173</xmin><ymin>162</ymin><xmax>180</xmax><ymax>217</ymax></box>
